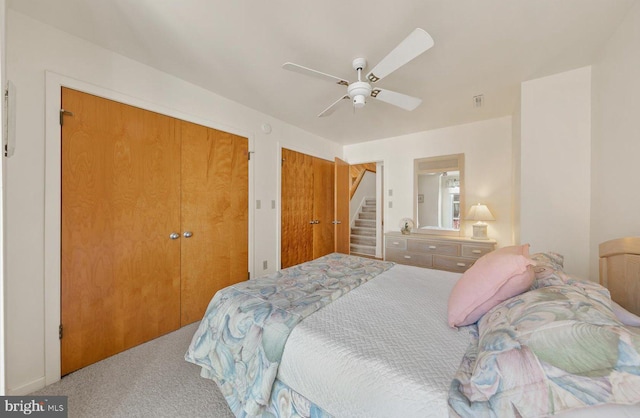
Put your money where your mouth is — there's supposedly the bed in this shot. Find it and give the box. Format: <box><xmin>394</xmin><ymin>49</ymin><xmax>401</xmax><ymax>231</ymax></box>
<box><xmin>186</xmin><ymin>247</ymin><xmax>640</xmax><ymax>417</ymax></box>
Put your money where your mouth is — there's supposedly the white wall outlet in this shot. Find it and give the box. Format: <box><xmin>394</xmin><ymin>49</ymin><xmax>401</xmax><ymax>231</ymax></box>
<box><xmin>256</xmin><ymin>200</ymin><xmax>261</xmax><ymax>209</ymax></box>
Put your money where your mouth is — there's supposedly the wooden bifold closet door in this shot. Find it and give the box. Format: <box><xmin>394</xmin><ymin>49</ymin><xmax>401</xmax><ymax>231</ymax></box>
<box><xmin>61</xmin><ymin>88</ymin><xmax>247</xmax><ymax>375</ymax></box>
<box><xmin>281</xmin><ymin>148</ymin><xmax>314</xmax><ymax>268</ymax></box>
<box><xmin>281</xmin><ymin>148</ymin><xmax>338</xmax><ymax>268</ymax></box>
<box><xmin>179</xmin><ymin>121</ymin><xmax>249</xmax><ymax>325</ymax></box>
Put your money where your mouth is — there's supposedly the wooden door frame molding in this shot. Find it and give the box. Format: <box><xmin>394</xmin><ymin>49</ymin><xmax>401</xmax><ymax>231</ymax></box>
<box><xmin>44</xmin><ymin>71</ymin><xmax>255</xmax><ymax>385</ymax></box>
<box><xmin>334</xmin><ymin>157</ymin><xmax>350</xmax><ymax>254</ymax></box>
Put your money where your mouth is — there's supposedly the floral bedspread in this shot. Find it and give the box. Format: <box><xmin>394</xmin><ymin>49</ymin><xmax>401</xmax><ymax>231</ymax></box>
<box><xmin>449</xmin><ymin>281</ymin><xmax>640</xmax><ymax>417</ymax></box>
<box><xmin>185</xmin><ymin>253</ymin><xmax>394</xmax><ymax>417</ymax></box>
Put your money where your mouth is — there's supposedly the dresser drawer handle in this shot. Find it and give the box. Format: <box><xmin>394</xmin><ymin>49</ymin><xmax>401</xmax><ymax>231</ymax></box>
<box><xmin>393</xmin><ymin>241</ymin><xmax>400</xmax><ymax>245</ymax></box>
<box><xmin>472</xmin><ymin>250</ymin><xmax>482</xmax><ymax>254</ymax></box>
<box><xmin>456</xmin><ymin>262</ymin><xmax>466</xmax><ymax>267</ymax></box>
<box><xmin>403</xmin><ymin>255</ymin><xmax>412</xmax><ymax>259</ymax></box>
<box><xmin>428</xmin><ymin>245</ymin><xmax>437</xmax><ymax>249</ymax></box>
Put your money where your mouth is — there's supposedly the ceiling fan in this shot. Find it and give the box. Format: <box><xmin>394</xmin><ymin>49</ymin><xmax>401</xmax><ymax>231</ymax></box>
<box><xmin>282</xmin><ymin>28</ymin><xmax>434</xmax><ymax>117</ymax></box>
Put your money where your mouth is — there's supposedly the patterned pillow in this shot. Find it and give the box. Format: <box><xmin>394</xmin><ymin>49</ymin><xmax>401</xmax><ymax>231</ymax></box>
<box><xmin>531</xmin><ymin>251</ymin><xmax>564</xmax><ymax>270</ymax></box>
<box><xmin>530</xmin><ymin>252</ymin><xmax>570</xmax><ymax>289</ymax></box>
<box><xmin>451</xmin><ymin>283</ymin><xmax>640</xmax><ymax>417</ymax></box>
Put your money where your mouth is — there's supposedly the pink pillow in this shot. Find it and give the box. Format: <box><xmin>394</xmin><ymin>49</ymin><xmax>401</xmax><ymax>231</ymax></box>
<box><xmin>448</xmin><ymin>244</ymin><xmax>535</xmax><ymax>327</ymax></box>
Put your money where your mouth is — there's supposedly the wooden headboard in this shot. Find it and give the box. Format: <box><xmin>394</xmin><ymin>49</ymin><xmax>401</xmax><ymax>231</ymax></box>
<box><xmin>599</xmin><ymin>237</ymin><xmax>640</xmax><ymax>316</ymax></box>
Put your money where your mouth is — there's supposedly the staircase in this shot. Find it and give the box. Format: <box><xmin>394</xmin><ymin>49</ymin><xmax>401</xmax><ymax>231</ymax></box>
<box><xmin>350</xmin><ymin>198</ymin><xmax>377</xmax><ymax>257</ymax></box>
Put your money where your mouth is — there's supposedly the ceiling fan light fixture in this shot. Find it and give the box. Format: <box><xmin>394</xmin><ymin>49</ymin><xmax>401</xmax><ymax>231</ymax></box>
<box><xmin>347</xmin><ymin>81</ymin><xmax>372</xmax><ymax>109</ymax></box>
<box><xmin>353</xmin><ymin>94</ymin><xmax>366</xmax><ymax>108</ymax></box>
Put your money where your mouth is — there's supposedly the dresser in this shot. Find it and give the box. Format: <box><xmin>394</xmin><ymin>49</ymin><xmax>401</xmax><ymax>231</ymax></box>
<box><xmin>384</xmin><ymin>232</ymin><xmax>496</xmax><ymax>273</ymax></box>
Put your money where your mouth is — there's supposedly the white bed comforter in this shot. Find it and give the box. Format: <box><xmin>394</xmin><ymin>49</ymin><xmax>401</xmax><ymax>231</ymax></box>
<box><xmin>276</xmin><ymin>263</ymin><xmax>640</xmax><ymax>418</ymax></box>
<box><xmin>277</xmin><ymin>264</ymin><xmax>470</xmax><ymax>418</ymax></box>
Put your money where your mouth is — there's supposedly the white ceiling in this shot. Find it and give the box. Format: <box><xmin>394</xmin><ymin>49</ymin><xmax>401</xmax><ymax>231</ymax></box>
<box><xmin>8</xmin><ymin>0</ymin><xmax>637</xmax><ymax>144</ymax></box>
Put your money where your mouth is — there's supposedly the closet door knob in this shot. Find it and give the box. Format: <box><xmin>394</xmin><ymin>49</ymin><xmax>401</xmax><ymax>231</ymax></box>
<box><xmin>169</xmin><ymin>232</ymin><xmax>180</xmax><ymax>240</ymax></box>
<box><xmin>183</xmin><ymin>231</ymin><xmax>193</xmax><ymax>238</ymax></box>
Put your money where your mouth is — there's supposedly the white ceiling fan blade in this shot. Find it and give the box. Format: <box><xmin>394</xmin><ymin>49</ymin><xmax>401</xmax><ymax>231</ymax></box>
<box><xmin>318</xmin><ymin>95</ymin><xmax>350</xmax><ymax>117</ymax></box>
<box><xmin>282</xmin><ymin>62</ymin><xmax>349</xmax><ymax>86</ymax></box>
<box><xmin>366</xmin><ymin>28</ymin><xmax>434</xmax><ymax>83</ymax></box>
<box><xmin>371</xmin><ymin>89</ymin><xmax>422</xmax><ymax>111</ymax></box>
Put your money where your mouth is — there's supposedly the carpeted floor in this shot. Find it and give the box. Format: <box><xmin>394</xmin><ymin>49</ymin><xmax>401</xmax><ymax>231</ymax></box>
<box><xmin>32</xmin><ymin>323</ymin><xmax>235</xmax><ymax>418</ymax></box>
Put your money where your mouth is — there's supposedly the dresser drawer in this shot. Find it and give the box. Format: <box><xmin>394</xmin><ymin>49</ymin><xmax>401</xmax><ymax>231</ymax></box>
<box><xmin>461</xmin><ymin>244</ymin><xmax>494</xmax><ymax>259</ymax></box>
<box><xmin>386</xmin><ymin>237</ymin><xmax>408</xmax><ymax>250</ymax></box>
<box><xmin>385</xmin><ymin>249</ymin><xmax>433</xmax><ymax>268</ymax></box>
<box><xmin>408</xmin><ymin>240</ymin><xmax>459</xmax><ymax>256</ymax></box>
<box><xmin>433</xmin><ymin>255</ymin><xmax>475</xmax><ymax>273</ymax></box>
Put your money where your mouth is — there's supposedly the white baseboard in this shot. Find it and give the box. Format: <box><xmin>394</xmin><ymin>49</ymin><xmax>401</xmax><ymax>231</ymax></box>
<box><xmin>6</xmin><ymin>377</ymin><xmax>46</xmax><ymax>396</ymax></box>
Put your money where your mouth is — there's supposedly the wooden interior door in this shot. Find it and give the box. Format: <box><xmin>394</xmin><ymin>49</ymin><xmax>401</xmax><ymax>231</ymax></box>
<box><xmin>61</xmin><ymin>87</ymin><xmax>181</xmax><ymax>375</ymax></box>
<box><xmin>281</xmin><ymin>148</ymin><xmax>313</xmax><ymax>268</ymax></box>
<box><xmin>313</xmin><ymin>157</ymin><xmax>335</xmax><ymax>258</ymax></box>
<box><xmin>179</xmin><ymin>121</ymin><xmax>248</xmax><ymax>325</ymax></box>
<box><xmin>334</xmin><ymin>157</ymin><xmax>350</xmax><ymax>254</ymax></box>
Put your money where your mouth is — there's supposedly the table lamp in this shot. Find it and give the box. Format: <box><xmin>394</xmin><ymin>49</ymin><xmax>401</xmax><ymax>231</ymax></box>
<box><xmin>466</xmin><ymin>203</ymin><xmax>495</xmax><ymax>240</ymax></box>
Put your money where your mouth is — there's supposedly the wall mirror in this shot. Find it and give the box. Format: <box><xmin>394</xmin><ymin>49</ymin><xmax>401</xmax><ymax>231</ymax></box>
<box><xmin>413</xmin><ymin>153</ymin><xmax>464</xmax><ymax>236</ymax></box>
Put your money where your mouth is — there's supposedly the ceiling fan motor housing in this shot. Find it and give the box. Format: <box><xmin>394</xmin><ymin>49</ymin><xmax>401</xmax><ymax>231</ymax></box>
<box><xmin>348</xmin><ymin>81</ymin><xmax>372</xmax><ymax>108</ymax></box>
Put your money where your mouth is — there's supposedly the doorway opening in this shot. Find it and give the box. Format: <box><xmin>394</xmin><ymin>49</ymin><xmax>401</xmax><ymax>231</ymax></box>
<box><xmin>348</xmin><ymin>162</ymin><xmax>383</xmax><ymax>258</ymax></box>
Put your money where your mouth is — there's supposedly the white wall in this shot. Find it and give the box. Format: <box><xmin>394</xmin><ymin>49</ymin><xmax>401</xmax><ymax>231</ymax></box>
<box><xmin>520</xmin><ymin>66</ymin><xmax>591</xmax><ymax>279</ymax></box>
<box><xmin>590</xmin><ymin>1</ymin><xmax>640</xmax><ymax>279</ymax></box>
<box><xmin>0</xmin><ymin>0</ymin><xmax>7</xmax><ymax>397</ymax></box>
<box><xmin>5</xmin><ymin>10</ymin><xmax>342</xmax><ymax>394</ymax></box>
<box><xmin>343</xmin><ymin>116</ymin><xmax>513</xmax><ymax>247</ymax></box>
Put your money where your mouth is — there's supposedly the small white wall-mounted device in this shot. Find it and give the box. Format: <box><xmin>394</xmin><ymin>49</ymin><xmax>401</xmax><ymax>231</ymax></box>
<box><xmin>3</xmin><ymin>80</ymin><xmax>16</xmax><ymax>157</ymax></box>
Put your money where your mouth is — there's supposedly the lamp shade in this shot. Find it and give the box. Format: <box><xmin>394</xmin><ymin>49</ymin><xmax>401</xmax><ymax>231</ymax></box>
<box><xmin>466</xmin><ymin>203</ymin><xmax>495</xmax><ymax>222</ymax></box>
